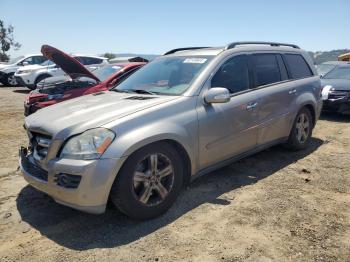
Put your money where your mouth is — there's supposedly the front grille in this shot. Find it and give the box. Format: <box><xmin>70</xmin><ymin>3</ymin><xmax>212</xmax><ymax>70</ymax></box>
<box><xmin>328</xmin><ymin>90</ymin><xmax>349</xmax><ymax>100</ymax></box>
<box><xmin>21</xmin><ymin>151</ymin><xmax>48</xmax><ymax>181</ymax></box>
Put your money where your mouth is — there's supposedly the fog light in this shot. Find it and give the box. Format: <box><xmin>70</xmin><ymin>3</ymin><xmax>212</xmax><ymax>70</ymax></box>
<box><xmin>54</xmin><ymin>173</ymin><xmax>81</xmax><ymax>189</ymax></box>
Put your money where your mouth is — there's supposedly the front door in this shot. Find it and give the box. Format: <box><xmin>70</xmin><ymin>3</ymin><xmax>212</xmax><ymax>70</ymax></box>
<box><xmin>197</xmin><ymin>54</ymin><xmax>260</xmax><ymax>169</ymax></box>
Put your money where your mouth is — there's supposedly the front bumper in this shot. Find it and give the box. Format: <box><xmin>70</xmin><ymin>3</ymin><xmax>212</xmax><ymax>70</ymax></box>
<box><xmin>19</xmin><ymin>147</ymin><xmax>126</xmax><ymax>214</ymax></box>
<box><xmin>15</xmin><ymin>76</ymin><xmax>27</xmax><ymax>87</ymax></box>
<box><xmin>323</xmin><ymin>99</ymin><xmax>350</xmax><ymax>115</ymax></box>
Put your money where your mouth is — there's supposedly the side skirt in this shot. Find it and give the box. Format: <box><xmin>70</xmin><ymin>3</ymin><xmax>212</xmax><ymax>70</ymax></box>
<box><xmin>190</xmin><ymin>137</ymin><xmax>288</xmax><ymax>182</ymax></box>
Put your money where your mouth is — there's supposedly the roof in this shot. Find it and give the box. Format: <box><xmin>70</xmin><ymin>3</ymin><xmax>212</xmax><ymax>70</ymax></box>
<box><xmin>165</xmin><ymin>45</ymin><xmax>305</xmax><ymax>57</ymax></box>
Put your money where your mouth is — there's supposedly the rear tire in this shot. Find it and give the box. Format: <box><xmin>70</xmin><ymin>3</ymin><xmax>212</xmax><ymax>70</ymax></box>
<box><xmin>110</xmin><ymin>143</ymin><xmax>184</xmax><ymax>220</ymax></box>
<box><xmin>285</xmin><ymin>107</ymin><xmax>313</xmax><ymax>150</ymax></box>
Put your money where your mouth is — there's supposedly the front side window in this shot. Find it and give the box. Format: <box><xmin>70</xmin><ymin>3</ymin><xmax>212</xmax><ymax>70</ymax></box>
<box><xmin>323</xmin><ymin>66</ymin><xmax>350</xmax><ymax>80</ymax></box>
<box><xmin>211</xmin><ymin>55</ymin><xmax>249</xmax><ymax>94</ymax></box>
<box><xmin>284</xmin><ymin>54</ymin><xmax>313</xmax><ymax>79</ymax></box>
<box><xmin>114</xmin><ymin>56</ymin><xmax>212</xmax><ymax>95</ymax></box>
<box><xmin>252</xmin><ymin>54</ymin><xmax>281</xmax><ymax>87</ymax></box>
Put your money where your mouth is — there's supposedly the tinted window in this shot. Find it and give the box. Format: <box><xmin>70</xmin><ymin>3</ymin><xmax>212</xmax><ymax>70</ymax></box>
<box><xmin>252</xmin><ymin>54</ymin><xmax>281</xmax><ymax>87</ymax></box>
<box><xmin>284</xmin><ymin>54</ymin><xmax>313</xmax><ymax>79</ymax></box>
<box><xmin>32</xmin><ymin>56</ymin><xmax>46</xmax><ymax>64</ymax></box>
<box><xmin>276</xmin><ymin>54</ymin><xmax>288</xmax><ymax>80</ymax></box>
<box><xmin>211</xmin><ymin>55</ymin><xmax>249</xmax><ymax>94</ymax></box>
<box><xmin>78</xmin><ymin>57</ymin><xmax>103</xmax><ymax>65</ymax></box>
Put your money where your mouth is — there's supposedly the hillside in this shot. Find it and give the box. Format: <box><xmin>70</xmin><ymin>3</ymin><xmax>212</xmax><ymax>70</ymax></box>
<box><xmin>309</xmin><ymin>49</ymin><xmax>350</xmax><ymax>64</ymax></box>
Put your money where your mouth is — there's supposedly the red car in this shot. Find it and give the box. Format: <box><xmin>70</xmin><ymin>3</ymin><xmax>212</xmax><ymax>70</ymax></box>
<box><xmin>24</xmin><ymin>45</ymin><xmax>146</xmax><ymax>116</ymax></box>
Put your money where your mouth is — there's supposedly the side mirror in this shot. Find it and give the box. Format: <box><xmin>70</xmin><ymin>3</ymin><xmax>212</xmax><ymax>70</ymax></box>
<box><xmin>22</xmin><ymin>61</ymin><xmax>29</xmax><ymax>66</ymax></box>
<box><xmin>204</xmin><ymin>87</ymin><xmax>230</xmax><ymax>104</ymax></box>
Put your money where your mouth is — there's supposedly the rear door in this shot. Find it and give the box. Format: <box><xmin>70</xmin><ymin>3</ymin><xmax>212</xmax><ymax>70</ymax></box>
<box><xmin>250</xmin><ymin>53</ymin><xmax>295</xmax><ymax>145</ymax></box>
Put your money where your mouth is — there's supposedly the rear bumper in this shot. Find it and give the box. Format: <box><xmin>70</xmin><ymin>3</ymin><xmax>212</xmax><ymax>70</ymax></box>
<box><xmin>19</xmin><ymin>147</ymin><xmax>126</xmax><ymax>214</ymax></box>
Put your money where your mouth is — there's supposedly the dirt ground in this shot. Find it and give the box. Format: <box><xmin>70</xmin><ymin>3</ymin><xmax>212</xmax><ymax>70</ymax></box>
<box><xmin>0</xmin><ymin>86</ymin><xmax>349</xmax><ymax>262</ymax></box>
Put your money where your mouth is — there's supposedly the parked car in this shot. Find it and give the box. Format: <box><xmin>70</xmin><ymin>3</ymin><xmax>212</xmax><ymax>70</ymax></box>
<box><xmin>24</xmin><ymin>45</ymin><xmax>145</xmax><ymax>115</ymax></box>
<box><xmin>15</xmin><ymin>49</ymin><xmax>109</xmax><ymax>90</ymax></box>
<box><xmin>316</xmin><ymin>61</ymin><xmax>349</xmax><ymax>77</ymax></box>
<box><xmin>20</xmin><ymin>42</ymin><xmax>322</xmax><ymax>220</ymax></box>
<box><xmin>321</xmin><ymin>62</ymin><xmax>350</xmax><ymax>114</ymax></box>
<box><xmin>0</xmin><ymin>54</ymin><xmax>47</xmax><ymax>86</ymax></box>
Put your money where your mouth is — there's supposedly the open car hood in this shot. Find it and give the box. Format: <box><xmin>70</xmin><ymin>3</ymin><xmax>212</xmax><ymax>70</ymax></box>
<box><xmin>41</xmin><ymin>45</ymin><xmax>100</xmax><ymax>82</ymax></box>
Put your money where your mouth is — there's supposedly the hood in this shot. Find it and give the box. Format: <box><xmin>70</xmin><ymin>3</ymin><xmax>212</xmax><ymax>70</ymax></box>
<box><xmin>25</xmin><ymin>91</ymin><xmax>179</xmax><ymax>138</ymax></box>
<box><xmin>41</xmin><ymin>45</ymin><xmax>100</xmax><ymax>82</ymax></box>
<box><xmin>321</xmin><ymin>79</ymin><xmax>350</xmax><ymax>91</ymax></box>
<box><xmin>16</xmin><ymin>64</ymin><xmax>46</xmax><ymax>73</ymax></box>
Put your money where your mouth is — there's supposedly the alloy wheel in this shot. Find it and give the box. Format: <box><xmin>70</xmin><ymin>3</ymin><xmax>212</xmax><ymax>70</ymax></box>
<box><xmin>7</xmin><ymin>74</ymin><xmax>17</xmax><ymax>86</ymax></box>
<box><xmin>132</xmin><ymin>153</ymin><xmax>174</xmax><ymax>206</ymax></box>
<box><xmin>295</xmin><ymin>113</ymin><xmax>310</xmax><ymax>144</ymax></box>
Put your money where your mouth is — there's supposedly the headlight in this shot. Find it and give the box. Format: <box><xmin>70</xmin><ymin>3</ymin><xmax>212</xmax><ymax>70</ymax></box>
<box><xmin>60</xmin><ymin>128</ymin><xmax>115</xmax><ymax>160</ymax></box>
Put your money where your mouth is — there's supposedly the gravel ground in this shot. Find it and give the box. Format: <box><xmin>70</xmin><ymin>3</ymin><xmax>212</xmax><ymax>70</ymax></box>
<box><xmin>0</xmin><ymin>86</ymin><xmax>349</xmax><ymax>262</ymax></box>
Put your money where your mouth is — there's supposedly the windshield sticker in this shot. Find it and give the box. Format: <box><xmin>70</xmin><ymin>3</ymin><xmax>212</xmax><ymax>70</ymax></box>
<box><xmin>183</xmin><ymin>58</ymin><xmax>207</xmax><ymax>64</ymax></box>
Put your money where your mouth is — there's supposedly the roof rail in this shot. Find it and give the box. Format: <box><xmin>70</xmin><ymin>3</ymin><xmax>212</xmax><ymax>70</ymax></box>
<box><xmin>225</xmin><ymin>41</ymin><xmax>300</xmax><ymax>50</ymax></box>
<box><xmin>164</xmin><ymin>47</ymin><xmax>210</xmax><ymax>55</ymax></box>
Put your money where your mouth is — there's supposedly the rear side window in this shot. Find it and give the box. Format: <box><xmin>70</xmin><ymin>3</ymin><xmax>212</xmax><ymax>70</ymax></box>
<box><xmin>252</xmin><ymin>54</ymin><xmax>281</xmax><ymax>87</ymax></box>
<box><xmin>211</xmin><ymin>55</ymin><xmax>250</xmax><ymax>94</ymax></box>
<box><xmin>284</xmin><ymin>54</ymin><xmax>313</xmax><ymax>79</ymax></box>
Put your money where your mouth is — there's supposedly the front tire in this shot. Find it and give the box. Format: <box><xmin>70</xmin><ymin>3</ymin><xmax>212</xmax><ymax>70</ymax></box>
<box><xmin>110</xmin><ymin>143</ymin><xmax>184</xmax><ymax>220</ymax></box>
<box><xmin>285</xmin><ymin>107</ymin><xmax>313</xmax><ymax>150</ymax></box>
<box><xmin>5</xmin><ymin>73</ymin><xmax>17</xmax><ymax>86</ymax></box>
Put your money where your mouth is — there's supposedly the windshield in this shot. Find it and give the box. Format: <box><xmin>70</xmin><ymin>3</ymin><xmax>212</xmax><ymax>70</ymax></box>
<box><xmin>40</xmin><ymin>60</ymin><xmax>54</xmax><ymax>66</ymax></box>
<box><xmin>6</xmin><ymin>56</ymin><xmax>25</xmax><ymax>65</ymax></box>
<box><xmin>114</xmin><ymin>56</ymin><xmax>212</xmax><ymax>95</ymax></box>
<box><xmin>323</xmin><ymin>67</ymin><xmax>350</xmax><ymax>80</ymax></box>
<box><xmin>316</xmin><ymin>64</ymin><xmax>336</xmax><ymax>76</ymax></box>
<box><xmin>93</xmin><ymin>65</ymin><xmax>123</xmax><ymax>81</ymax></box>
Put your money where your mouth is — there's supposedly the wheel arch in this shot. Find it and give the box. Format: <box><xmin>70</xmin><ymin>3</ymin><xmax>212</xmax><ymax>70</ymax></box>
<box><xmin>34</xmin><ymin>73</ymin><xmax>52</xmax><ymax>84</ymax></box>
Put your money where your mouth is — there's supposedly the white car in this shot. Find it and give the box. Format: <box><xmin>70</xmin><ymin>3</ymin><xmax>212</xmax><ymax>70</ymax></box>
<box><xmin>15</xmin><ymin>55</ymin><xmax>109</xmax><ymax>89</ymax></box>
<box><xmin>0</xmin><ymin>54</ymin><xmax>46</xmax><ymax>86</ymax></box>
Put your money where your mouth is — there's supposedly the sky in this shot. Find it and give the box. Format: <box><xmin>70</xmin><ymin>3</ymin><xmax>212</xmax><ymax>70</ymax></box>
<box><xmin>1</xmin><ymin>0</ymin><xmax>349</xmax><ymax>57</ymax></box>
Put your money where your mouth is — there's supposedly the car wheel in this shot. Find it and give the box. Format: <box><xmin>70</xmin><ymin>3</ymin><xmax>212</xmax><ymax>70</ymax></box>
<box><xmin>34</xmin><ymin>74</ymin><xmax>50</xmax><ymax>88</ymax></box>
<box><xmin>285</xmin><ymin>107</ymin><xmax>313</xmax><ymax>150</ymax></box>
<box><xmin>110</xmin><ymin>143</ymin><xmax>184</xmax><ymax>220</ymax></box>
<box><xmin>6</xmin><ymin>73</ymin><xmax>17</xmax><ymax>86</ymax></box>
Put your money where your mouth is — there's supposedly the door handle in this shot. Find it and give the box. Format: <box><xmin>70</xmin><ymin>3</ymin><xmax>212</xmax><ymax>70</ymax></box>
<box><xmin>288</xmin><ymin>89</ymin><xmax>297</xmax><ymax>95</ymax></box>
<box><xmin>246</xmin><ymin>102</ymin><xmax>258</xmax><ymax>110</ymax></box>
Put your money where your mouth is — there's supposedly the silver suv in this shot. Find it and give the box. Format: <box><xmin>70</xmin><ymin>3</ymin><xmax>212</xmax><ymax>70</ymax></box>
<box><xmin>20</xmin><ymin>42</ymin><xmax>322</xmax><ymax>220</ymax></box>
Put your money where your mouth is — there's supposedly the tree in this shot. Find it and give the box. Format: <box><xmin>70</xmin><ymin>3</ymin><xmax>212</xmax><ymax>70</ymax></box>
<box><xmin>101</xmin><ymin>52</ymin><xmax>116</xmax><ymax>60</ymax></box>
<box><xmin>0</xmin><ymin>20</ymin><xmax>21</xmax><ymax>62</ymax></box>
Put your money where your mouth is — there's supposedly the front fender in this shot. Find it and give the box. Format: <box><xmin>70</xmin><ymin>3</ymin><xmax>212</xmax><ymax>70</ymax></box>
<box><xmin>103</xmin><ymin>122</ymin><xmax>197</xmax><ymax>173</ymax></box>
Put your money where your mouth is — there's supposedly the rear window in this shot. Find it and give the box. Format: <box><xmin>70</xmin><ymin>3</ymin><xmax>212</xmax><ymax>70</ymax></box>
<box><xmin>284</xmin><ymin>54</ymin><xmax>313</xmax><ymax>79</ymax></box>
<box><xmin>252</xmin><ymin>54</ymin><xmax>281</xmax><ymax>87</ymax></box>
<box><xmin>76</xmin><ymin>57</ymin><xmax>103</xmax><ymax>65</ymax></box>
